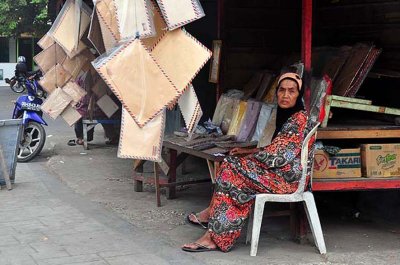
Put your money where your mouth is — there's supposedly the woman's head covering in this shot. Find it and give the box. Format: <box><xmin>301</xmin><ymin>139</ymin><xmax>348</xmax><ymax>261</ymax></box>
<box><xmin>273</xmin><ymin>72</ymin><xmax>305</xmax><ymax>139</ymax></box>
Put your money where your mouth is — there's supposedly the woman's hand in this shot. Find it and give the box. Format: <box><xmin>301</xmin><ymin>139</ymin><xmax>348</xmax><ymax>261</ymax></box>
<box><xmin>229</xmin><ymin>147</ymin><xmax>257</xmax><ymax>156</ymax></box>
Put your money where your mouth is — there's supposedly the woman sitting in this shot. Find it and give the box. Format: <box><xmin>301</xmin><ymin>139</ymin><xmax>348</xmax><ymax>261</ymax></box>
<box><xmin>182</xmin><ymin>72</ymin><xmax>314</xmax><ymax>252</ymax></box>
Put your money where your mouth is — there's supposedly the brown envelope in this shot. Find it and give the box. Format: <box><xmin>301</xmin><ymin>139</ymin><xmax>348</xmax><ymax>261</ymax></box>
<box><xmin>34</xmin><ymin>43</ymin><xmax>67</xmax><ymax>74</ymax></box>
<box><xmin>118</xmin><ymin>108</ymin><xmax>165</xmax><ymax>162</ymax></box>
<box><xmin>51</xmin><ymin>0</ymin><xmax>91</xmax><ymax>57</ymax></box>
<box><xmin>39</xmin><ymin>64</ymin><xmax>72</xmax><ymax>94</ymax></box>
<box><xmin>91</xmin><ymin>78</ymin><xmax>108</xmax><ymax>98</ymax></box>
<box><xmin>88</xmin><ymin>8</ymin><xmax>106</xmax><ymax>54</ymax></box>
<box><xmin>151</xmin><ymin>28</ymin><xmax>212</xmax><ymax>93</ymax></box>
<box><xmin>96</xmin><ymin>94</ymin><xmax>119</xmax><ymax>118</ymax></box>
<box><xmin>61</xmin><ymin>105</ymin><xmax>82</xmax><ymax>126</ymax></box>
<box><xmin>155</xmin><ymin>0</ymin><xmax>205</xmax><ymax>30</ymax></box>
<box><xmin>62</xmin><ymin>81</ymin><xmax>87</xmax><ymax>105</ymax></box>
<box><xmin>142</xmin><ymin>2</ymin><xmax>167</xmax><ymax>51</ymax></box>
<box><xmin>96</xmin><ymin>0</ymin><xmax>121</xmax><ymax>42</ymax></box>
<box><xmin>41</xmin><ymin>87</ymin><xmax>73</xmax><ymax>120</ymax></box>
<box><xmin>178</xmin><ymin>84</ymin><xmax>202</xmax><ymax>138</ymax></box>
<box><xmin>93</xmin><ymin>39</ymin><xmax>179</xmax><ymax>128</ymax></box>
<box><xmin>37</xmin><ymin>34</ymin><xmax>55</xmax><ymax>50</ymax></box>
<box><xmin>114</xmin><ymin>0</ymin><xmax>155</xmax><ymax>39</ymax></box>
<box><xmin>61</xmin><ymin>51</ymin><xmax>89</xmax><ymax>79</ymax></box>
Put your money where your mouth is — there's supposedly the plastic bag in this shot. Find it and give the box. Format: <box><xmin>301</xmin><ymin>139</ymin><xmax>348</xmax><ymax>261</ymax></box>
<box><xmin>114</xmin><ymin>0</ymin><xmax>155</xmax><ymax>40</ymax></box>
<box><xmin>220</xmin><ymin>98</ymin><xmax>240</xmax><ymax>134</ymax></box>
<box><xmin>227</xmin><ymin>101</ymin><xmax>247</xmax><ymax>137</ymax></box>
<box><xmin>236</xmin><ymin>100</ymin><xmax>262</xmax><ymax>142</ymax></box>
<box><xmin>251</xmin><ymin>103</ymin><xmax>275</xmax><ymax>142</ymax></box>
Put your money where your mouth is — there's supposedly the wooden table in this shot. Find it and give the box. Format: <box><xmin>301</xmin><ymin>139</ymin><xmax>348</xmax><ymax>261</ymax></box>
<box><xmin>133</xmin><ymin>139</ymin><xmax>226</xmax><ymax>207</ymax></box>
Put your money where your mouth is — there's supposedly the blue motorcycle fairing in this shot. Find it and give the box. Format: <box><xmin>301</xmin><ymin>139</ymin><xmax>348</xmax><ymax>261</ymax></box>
<box><xmin>23</xmin><ymin>111</ymin><xmax>48</xmax><ymax>126</ymax></box>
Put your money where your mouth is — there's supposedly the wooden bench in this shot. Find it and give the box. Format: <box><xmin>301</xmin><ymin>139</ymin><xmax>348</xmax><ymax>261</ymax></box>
<box><xmin>82</xmin><ymin>119</ymin><xmax>120</xmax><ymax>150</ymax></box>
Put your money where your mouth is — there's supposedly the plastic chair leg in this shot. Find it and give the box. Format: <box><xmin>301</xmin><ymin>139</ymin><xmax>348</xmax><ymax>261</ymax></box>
<box><xmin>246</xmin><ymin>206</ymin><xmax>254</xmax><ymax>244</ymax></box>
<box><xmin>250</xmin><ymin>198</ymin><xmax>265</xmax><ymax>256</ymax></box>
<box><xmin>303</xmin><ymin>193</ymin><xmax>326</xmax><ymax>254</ymax></box>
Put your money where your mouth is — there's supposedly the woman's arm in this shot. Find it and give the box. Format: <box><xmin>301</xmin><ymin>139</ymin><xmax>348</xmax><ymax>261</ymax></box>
<box><xmin>229</xmin><ymin>147</ymin><xmax>259</xmax><ymax>156</ymax></box>
<box><xmin>253</xmin><ymin>111</ymin><xmax>308</xmax><ymax>168</ymax></box>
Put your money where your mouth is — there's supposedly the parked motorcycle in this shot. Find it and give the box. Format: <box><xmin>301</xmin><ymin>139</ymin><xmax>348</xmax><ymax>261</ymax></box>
<box><xmin>11</xmin><ymin>71</ymin><xmax>47</xmax><ymax>162</ymax></box>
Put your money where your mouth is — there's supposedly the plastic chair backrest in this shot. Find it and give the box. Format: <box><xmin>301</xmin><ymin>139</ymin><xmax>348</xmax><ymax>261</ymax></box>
<box><xmin>293</xmin><ymin>122</ymin><xmax>320</xmax><ymax>195</ymax></box>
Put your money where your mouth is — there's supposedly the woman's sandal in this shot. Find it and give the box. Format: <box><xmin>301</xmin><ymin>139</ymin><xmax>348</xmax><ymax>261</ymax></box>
<box><xmin>67</xmin><ymin>140</ymin><xmax>76</xmax><ymax>146</ymax></box>
<box><xmin>181</xmin><ymin>242</ymin><xmax>217</xmax><ymax>252</ymax></box>
<box><xmin>186</xmin><ymin>212</ymin><xmax>208</xmax><ymax>229</ymax></box>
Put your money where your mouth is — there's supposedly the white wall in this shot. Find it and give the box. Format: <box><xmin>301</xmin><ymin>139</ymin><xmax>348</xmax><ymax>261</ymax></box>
<box><xmin>0</xmin><ymin>63</ymin><xmax>17</xmax><ymax>86</ymax></box>
<box><xmin>9</xmin><ymin>38</ymin><xmax>16</xmax><ymax>63</ymax></box>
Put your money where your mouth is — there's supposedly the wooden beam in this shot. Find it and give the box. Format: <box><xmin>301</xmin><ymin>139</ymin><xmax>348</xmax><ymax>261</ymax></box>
<box><xmin>313</xmin><ymin>178</ymin><xmax>400</xmax><ymax>191</ymax></box>
<box><xmin>317</xmin><ymin>128</ymin><xmax>400</xmax><ymax>140</ymax></box>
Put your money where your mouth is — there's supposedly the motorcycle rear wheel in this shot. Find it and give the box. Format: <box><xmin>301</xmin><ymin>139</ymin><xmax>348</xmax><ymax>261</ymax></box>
<box><xmin>17</xmin><ymin>121</ymin><xmax>46</xmax><ymax>162</ymax></box>
<box><xmin>11</xmin><ymin>82</ymin><xmax>26</xmax><ymax>93</ymax></box>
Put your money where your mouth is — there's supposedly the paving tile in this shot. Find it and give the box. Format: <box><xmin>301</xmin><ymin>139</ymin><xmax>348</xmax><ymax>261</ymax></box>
<box><xmin>0</xmin><ymin>235</ymin><xmax>20</xmax><ymax>246</ymax></box>
<box><xmin>28</xmin><ymin>242</ymin><xmax>71</xmax><ymax>260</ymax></box>
<box><xmin>104</xmin><ymin>255</ymin><xmax>142</xmax><ymax>265</ymax></box>
<box><xmin>37</xmin><ymin>254</ymin><xmax>103</xmax><ymax>265</ymax></box>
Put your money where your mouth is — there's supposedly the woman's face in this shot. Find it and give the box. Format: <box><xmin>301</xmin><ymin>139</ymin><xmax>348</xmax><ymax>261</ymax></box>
<box><xmin>277</xmin><ymin>79</ymin><xmax>299</xmax><ymax>109</ymax></box>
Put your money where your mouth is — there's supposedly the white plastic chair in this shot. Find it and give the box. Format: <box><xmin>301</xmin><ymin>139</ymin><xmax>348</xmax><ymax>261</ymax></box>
<box><xmin>246</xmin><ymin>123</ymin><xmax>326</xmax><ymax>256</ymax></box>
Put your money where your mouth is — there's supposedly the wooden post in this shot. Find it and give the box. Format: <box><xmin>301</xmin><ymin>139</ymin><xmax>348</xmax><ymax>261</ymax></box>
<box><xmin>166</xmin><ymin>149</ymin><xmax>177</xmax><ymax>199</ymax></box>
<box><xmin>302</xmin><ymin>0</ymin><xmax>313</xmax><ymax>113</ymax></box>
<box><xmin>154</xmin><ymin>163</ymin><xmax>161</xmax><ymax>207</ymax></box>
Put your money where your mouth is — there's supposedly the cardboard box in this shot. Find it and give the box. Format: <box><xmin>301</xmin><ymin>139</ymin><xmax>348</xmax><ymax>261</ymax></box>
<box><xmin>361</xmin><ymin>144</ymin><xmax>400</xmax><ymax>178</ymax></box>
<box><xmin>313</xmin><ymin>148</ymin><xmax>362</xmax><ymax>178</ymax></box>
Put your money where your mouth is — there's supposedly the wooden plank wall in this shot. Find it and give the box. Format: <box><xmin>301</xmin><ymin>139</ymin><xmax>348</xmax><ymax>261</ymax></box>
<box><xmin>315</xmin><ymin>0</ymin><xmax>400</xmax><ymax>72</ymax></box>
<box><xmin>222</xmin><ymin>0</ymin><xmax>302</xmax><ymax>90</ymax></box>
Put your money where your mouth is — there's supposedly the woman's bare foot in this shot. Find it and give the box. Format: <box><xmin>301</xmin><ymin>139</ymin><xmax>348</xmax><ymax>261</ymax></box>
<box><xmin>188</xmin><ymin>207</ymin><xmax>210</xmax><ymax>224</ymax></box>
<box><xmin>182</xmin><ymin>231</ymin><xmax>217</xmax><ymax>251</ymax></box>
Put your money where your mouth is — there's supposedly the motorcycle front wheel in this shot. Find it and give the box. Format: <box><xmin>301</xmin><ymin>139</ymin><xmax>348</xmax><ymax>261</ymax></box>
<box><xmin>17</xmin><ymin>121</ymin><xmax>46</xmax><ymax>162</ymax></box>
<box><xmin>11</xmin><ymin>82</ymin><xmax>26</xmax><ymax>93</ymax></box>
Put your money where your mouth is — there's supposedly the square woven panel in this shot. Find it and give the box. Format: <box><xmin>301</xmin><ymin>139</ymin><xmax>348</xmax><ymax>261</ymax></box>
<box><xmin>93</xmin><ymin>39</ymin><xmax>179</xmax><ymax>128</ymax></box>
<box><xmin>118</xmin><ymin>108</ymin><xmax>165</xmax><ymax>162</ymax></box>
